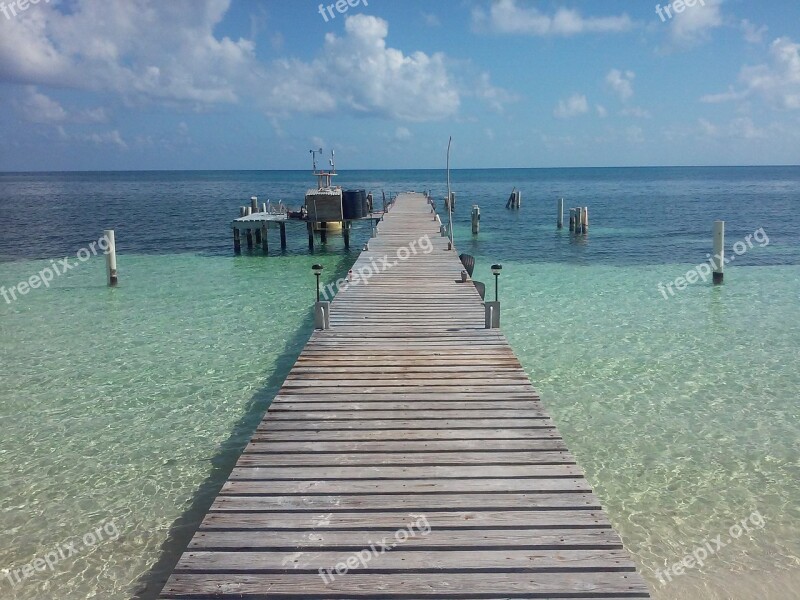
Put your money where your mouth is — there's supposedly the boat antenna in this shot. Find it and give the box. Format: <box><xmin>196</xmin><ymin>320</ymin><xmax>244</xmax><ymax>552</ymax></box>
<box><xmin>310</xmin><ymin>148</ymin><xmax>322</xmax><ymax>172</ymax></box>
<box><xmin>330</xmin><ymin>149</ymin><xmax>335</xmax><ymax>173</ymax></box>
<box><xmin>446</xmin><ymin>136</ymin><xmax>453</xmax><ymax>250</ymax></box>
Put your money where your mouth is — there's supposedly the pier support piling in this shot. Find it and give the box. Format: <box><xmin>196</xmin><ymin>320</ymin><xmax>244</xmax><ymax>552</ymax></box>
<box><xmin>246</xmin><ymin>228</ymin><xmax>254</xmax><ymax>250</ymax></box>
<box><xmin>320</xmin><ymin>222</ymin><xmax>327</xmax><ymax>244</ymax></box>
<box><xmin>104</xmin><ymin>229</ymin><xmax>118</xmax><ymax>287</ymax></box>
<box><xmin>471</xmin><ymin>205</ymin><xmax>480</xmax><ymax>235</ymax></box>
<box><xmin>582</xmin><ymin>206</ymin><xmax>589</xmax><ymax>234</ymax></box>
<box><xmin>279</xmin><ymin>222</ymin><xmax>287</xmax><ymax>250</ymax></box>
<box><xmin>557</xmin><ymin>198</ymin><xmax>564</xmax><ymax>229</ymax></box>
<box><xmin>713</xmin><ymin>220</ymin><xmax>725</xmax><ymax>284</ymax></box>
<box><xmin>250</xmin><ymin>196</ymin><xmax>258</xmax><ymax>214</ymax></box>
<box><xmin>261</xmin><ymin>223</ymin><xmax>268</xmax><ymax>253</ymax></box>
<box><xmin>343</xmin><ymin>222</ymin><xmax>351</xmax><ymax>249</ymax></box>
<box><xmin>307</xmin><ymin>222</ymin><xmax>314</xmax><ymax>252</ymax></box>
<box><xmin>233</xmin><ymin>228</ymin><xmax>241</xmax><ymax>254</ymax></box>
<box><xmin>569</xmin><ymin>208</ymin><xmax>576</xmax><ymax>232</ymax></box>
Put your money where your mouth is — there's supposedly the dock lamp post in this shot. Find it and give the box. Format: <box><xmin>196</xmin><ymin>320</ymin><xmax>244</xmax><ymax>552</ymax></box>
<box><xmin>486</xmin><ymin>264</ymin><xmax>502</xmax><ymax>329</ymax></box>
<box><xmin>312</xmin><ymin>264</ymin><xmax>323</xmax><ymax>302</ymax></box>
<box><xmin>491</xmin><ymin>264</ymin><xmax>502</xmax><ymax>302</ymax></box>
<box><xmin>312</xmin><ymin>264</ymin><xmax>330</xmax><ymax>330</ymax></box>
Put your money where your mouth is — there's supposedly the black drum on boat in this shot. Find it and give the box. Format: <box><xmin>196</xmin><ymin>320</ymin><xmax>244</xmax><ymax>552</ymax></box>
<box><xmin>342</xmin><ymin>190</ymin><xmax>365</xmax><ymax>220</ymax></box>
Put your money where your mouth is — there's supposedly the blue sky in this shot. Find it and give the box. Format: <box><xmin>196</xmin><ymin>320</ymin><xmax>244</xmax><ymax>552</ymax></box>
<box><xmin>0</xmin><ymin>0</ymin><xmax>798</xmax><ymax>170</ymax></box>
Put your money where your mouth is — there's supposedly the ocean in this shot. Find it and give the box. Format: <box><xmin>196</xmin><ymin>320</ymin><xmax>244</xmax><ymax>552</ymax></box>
<box><xmin>0</xmin><ymin>167</ymin><xmax>798</xmax><ymax>599</ymax></box>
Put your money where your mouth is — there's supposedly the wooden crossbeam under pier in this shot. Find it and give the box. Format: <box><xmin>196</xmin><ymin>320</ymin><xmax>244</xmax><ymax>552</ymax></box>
<box><xmin>160</xmin><ymin>193</ymin><xmax>651</xmax><ymax>599</ymax></box>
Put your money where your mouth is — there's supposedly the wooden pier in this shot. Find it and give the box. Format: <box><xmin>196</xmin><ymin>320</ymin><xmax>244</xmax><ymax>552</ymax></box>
<box><xmin>160</xmin><ymin>193</ymin><xmax>651</xmax><ymax>599</ymax></box>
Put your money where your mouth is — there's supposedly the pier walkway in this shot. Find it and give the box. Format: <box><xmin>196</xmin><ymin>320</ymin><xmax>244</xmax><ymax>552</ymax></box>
<box><xmin>159</xmin><ymin>193</ymin><xmax>651</xmax><ymax>599</ymax></box>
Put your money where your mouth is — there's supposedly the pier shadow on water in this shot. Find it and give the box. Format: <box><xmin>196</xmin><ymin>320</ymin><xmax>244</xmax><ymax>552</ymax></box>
<box><xmin>130</xmin><ymin>314</ymin><xmax>317</xmax><ymax>600</ymax></box>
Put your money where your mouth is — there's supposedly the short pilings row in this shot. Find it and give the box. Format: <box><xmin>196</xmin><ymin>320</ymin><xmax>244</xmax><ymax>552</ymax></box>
<box><xmin>568</xmin><ymin>206</ymin><xmax>589</xmax><ymax>234</ymax></box>
<box><xmin>234</xmin><ymin>221</ymin><xmax>287</xmax><ymax>256</ymax></box>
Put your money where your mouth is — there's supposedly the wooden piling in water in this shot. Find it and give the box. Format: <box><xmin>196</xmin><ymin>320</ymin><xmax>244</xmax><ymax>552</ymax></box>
<box><xmin>713</xmin><ymin>220</ymin><xmax>725</xmax><ymax>284</ymax></box>
<box><xmin>104</xmin><ymin>229</ymin><xmax>118</xmax><ymax>286</ymax></box>
<box><xmin>261</xmin><ymin>223</ymin><xmax>268</xmax><ymax>253</ymax></box>
<box><xmin>279</xmin><ymin>222</ymin><xmax>287</xmax><ymax>250</ymax></box>
<box><xmin>250</xmin><ymin>196</ymin><xmax>258</xmax><ymax>214</ymax></box>
<box><xmin>320</xmin><ymin>222</ymin><xmax>327</xmax><ymax>244</ymax></box>
<box><xmin>471</xmin><ymin>205</ymin><xmax>480</xmax><ymax>235</ymax></box>
<box><xmin>557</xmin><ymin>198</ymin><xmax>564</xmax><ymax>229</ymax></box>
<box><xmin>343</xmin><ymin>221</ymin><xmax>351</xmax><ymax>249</ymax></box>
<box><xmin>233</xmin><ymin>228</ymin><xmax>241</xmax><ymax>254</ymax></box>
<box><xmin>246</xmin><ymin>228</ymin><xmax>254</xmax><ymax>250</ymax></box>
<box><xmin>307</xmin><ymin>222</ymin><xmax>314</xmax><ymax>251</ymax></box>
<box><xmin>569</xmin><ymin>208</ymin><xmax>576</xmax><ymax>232</ymax></box>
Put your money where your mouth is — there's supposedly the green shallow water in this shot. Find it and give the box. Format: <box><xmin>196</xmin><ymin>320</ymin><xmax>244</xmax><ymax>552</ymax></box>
<box><xmin>0</xmin><ymin>252</ymin><xmax>353</xmax><ymax>599</ymax></box>
<box><xmin>1</xmin><ymin>251</ymin><xmax>797</xmax><ymax>599</ymax></box>
<box><xmin>476</xmin><ymin>260</ymin><xmax>800</xmax><ymax>598</ymax></box>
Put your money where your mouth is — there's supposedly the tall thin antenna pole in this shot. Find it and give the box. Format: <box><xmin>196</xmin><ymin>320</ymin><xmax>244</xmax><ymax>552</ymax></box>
<box><xmin>446</xmin><ymin>136</ymin><xmax>453</xmax><ymax>249</ymax></box>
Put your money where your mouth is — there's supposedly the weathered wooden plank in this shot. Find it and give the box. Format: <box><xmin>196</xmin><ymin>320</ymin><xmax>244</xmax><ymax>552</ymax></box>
<box><xmin>257</xmin><ymin>419</ymin><xmax>554</xmax><ymax>430</ymax></box>
<box><xmin>250</xmin><ymin>429</ymin><xmax>559</xmax><ymax>442</ymax></box>
<box><xmin>175</xmin><ymin>549</ymin><xmax>637</xmax><ymax>572</ymax></box>
<box><xmin>244</xmin><ymin>439</ymin><xmax>568</xmax><ymax>454</ymax></box>
<box><xmin>221</xmin><ymin>478</ymin><xmax>590</xmax><ymax>496</ymax></box>
<box><xmin>229</xmin><ymin>464</ymin><xmax>581</xmax><ymax>480</ymax></box>
<box><xmin>160</xmin><ymin>572</ymin><xmax>651</xmax><ymax>597</ymax></box>
<box><xmin>197</xmin><ymin>510</ymin><xmax>613</xmax><ymax>531</ymax></box>
<box><xmin>189</xmin><ymin>529</ymin><xmax>623</xmax><ymax>550</ymax></box>
<box><xmin>209</xmin><ymin>492</ymin><xmax>603</xmax><ymax>512</ymax></box>
<box><xmin>235</xmin><ymin>451</ymin><xmax>575</xmax><ymax>467</ymax></box>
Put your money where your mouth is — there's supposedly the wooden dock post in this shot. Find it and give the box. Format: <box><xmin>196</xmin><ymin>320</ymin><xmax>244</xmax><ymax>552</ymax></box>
<box><xmin>320</xmin><ymin>222</ymin><xmax>327</xmax><ymax>244</ymax></box>
<box><xmin>104</xmin><ymin>229</ymin><xmax>118</xmax><ymax>286</ymax></box>
<box><xmin>233</xmin><ymin>227</ymin><xmax>241</xmax><ymax>254</ymax></box>
<box><xmin>575</xmin><ymin>208</ymin><xmax>583</xmax><ymax>234</ymax></box>
<box><xmin>582</xmin><ymin>206</ymin><xmax>589</xmax><ymax>234</ymax></box>
<box><xmin>250</xmin><ymin>196</ymin><xmax>258</xmax><ymax>214</ymax></box>
<box><xmin>246</xmin><ymin>228</ymin><xmax>254</xmax><ymax>250</ymax></box>
<box><xmin>343</xmin><ymin>221</ymin><xmax>351</xmax><ymax>249</ymax></box>
<box><xmin>260</xmin><ymin>223</ymin><xmax>268</xmax><ymax>253</ymax></box>
<box><xmin>713</xmin><ymin>220</ymin><xmax>725</xmax><ymax>284</ymax></box>
<box><xmin>569</xmin><ymin>208</ymin><xmax>575</xmax><ymax>232</ymax></box>
<box><xmin>306</xmin><ymin>222</ymin><xmax>314</xmax><ymax>251</ymax></box>
<box><xmin>279</xmin><ymin>222</ymin><xmax>287</xmax><ymax>250</ymax></box>
<box><xmin>254</xmin><ymin>227</ymin><xmax>262</xmax><ymax>246</ymax></box>
<box><xmin>314</xmin><ymin>302</ymin><xmax>330</xmax><ymax>330</ymax></box>
<box><xmin>485</xmin><ymin>301</ymin><xmax>500</xmax><ymax>328</ymax></box>
<box><xmin>471</xmin><ymin>205</ymin><xmax>480</xmax><ymax>235</ymax></box>
<box><xmin>557</xmin><ymin>198</ymin><xmax>564</xmax><ymax>229</ymax></box>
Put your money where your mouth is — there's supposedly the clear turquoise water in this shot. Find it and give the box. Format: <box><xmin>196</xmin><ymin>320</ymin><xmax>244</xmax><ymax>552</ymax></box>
<box><xmin>0</xmin><ymin>168</ymin><xmax>798</xmax><ymax>598</ymax></box>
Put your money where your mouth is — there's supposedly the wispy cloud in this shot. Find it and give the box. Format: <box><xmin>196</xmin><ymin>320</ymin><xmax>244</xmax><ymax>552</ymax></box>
<box><xmin>554</xmin><ymin>93</ymin><xmax>589</xmax><ymax>119</ymax></box>
<box><xmin>473</xmin><ymin>0</ymin><xmax>633</xmax><ymax>36</ymax></box>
